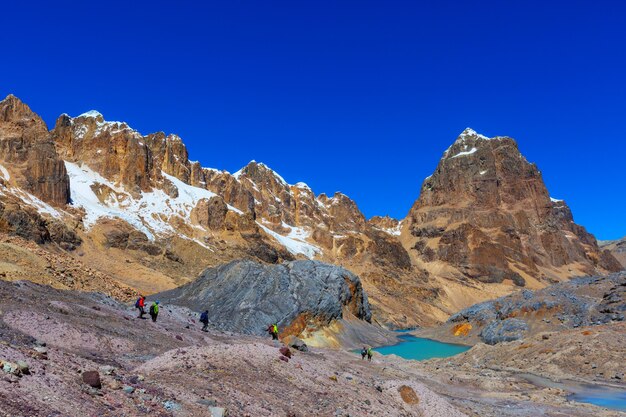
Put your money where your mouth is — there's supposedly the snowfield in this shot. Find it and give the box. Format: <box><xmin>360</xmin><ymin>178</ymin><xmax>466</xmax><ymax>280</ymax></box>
<box><xmin>64</xmin><ymin>161</ymin><xmax>318</xmax><ymax>257</ymax></box>
<box><xmin>258</xmin><ymin>222</ymin><xmax>320</xmax><ymax>258</ymax></box>
<box><xmin>65</xmin><ymin>161</ymin><xmax>240</xmax><ymax>240</ymax></box>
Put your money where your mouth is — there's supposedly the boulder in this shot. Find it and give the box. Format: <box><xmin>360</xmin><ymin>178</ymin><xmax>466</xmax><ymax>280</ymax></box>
<box><xmin>156</xmin><ymin>260</ymin><xmax>371</xmax><ymax>337</ymax></box>
<box><xmin>283</xmin><ymin>335</ymin><xmax>308</xmax><ymax>352</ymax></box>
<box><xmin>208</xmin><ymin>407</ymin><xmax>228</xmax><ymax>417</ymax></box>
<box><xmin>2</xmin><ymin>361</ymin><xmax>20</xmax><ymax>376</ymax></box>
<box><xmin>82</xmin><ymin>370</ymin><xmax>102</xmax><ymax>389</ymax></box>
<box><xmin>398</xmin><ymin>385</ymin><xmax>420</xmax><ymax>404</ymax></box>
<box><xmin>16</xmin><ymin>361</ymin><xmax>29</xmax><ymax>375</ymax></box>
<box><xmin>279</xmin><ymin>346</ymin><xmax>292</xmax><ymax>358</ymax></box>
<box><xmin>480</xmin><ymin>318</ymin><xmax>528</xmax><ymax>345</ymax></box>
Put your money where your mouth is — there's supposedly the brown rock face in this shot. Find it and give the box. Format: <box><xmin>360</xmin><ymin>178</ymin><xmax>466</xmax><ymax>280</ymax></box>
<box><xmin>0</xmin><ymin>95</ymin><xmax>69</xmax><ymax>205</ymax></box>
<box><xmin>369</xmin><ymin>215</ymin><xmax>400</xmax><ymax>232</ymax></box>
<box><xmin>403</xmin><ymin>128</ymin><xmax>621</xmax><ymax>286</ymax></box>
<box><xmin>190</xmin><ymin>196</ymin><xmax>229</xmax><ymax>230</ymax></box>
<box><xmin>599</xmin><ymin>237</ymin><xmax>626</xmax><ymax>270</ymax></box>
<box><xmin>52</xmin><ymin>112</ymin><xmax>158</xmax><ymax>194</ymax></box>
<box><xmin>4</xmin><ymin>96</ymin><xmax>619</xmax><ymax>329</ymax></box>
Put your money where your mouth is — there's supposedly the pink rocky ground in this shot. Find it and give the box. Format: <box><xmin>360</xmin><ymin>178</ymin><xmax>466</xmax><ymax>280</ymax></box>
<box><xmin>0</xmin><ymin>279</ymin><xmax>623</xmax><ymax>416</ymax></box>
<box><xmin>0</xmin><ymin>280</ymin><xmax>467</xmax><ymax>416</ymax></box>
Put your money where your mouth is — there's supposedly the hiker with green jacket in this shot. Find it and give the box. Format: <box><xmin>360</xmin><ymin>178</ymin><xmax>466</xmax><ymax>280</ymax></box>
<box><xmin>149</xmin><ymin>301</ymin><xmax>160</xmax><ymax>322</ymax></box>
<box><xmin>267</xmin><ymin>323</ymin><xmax>279</xmax><ymax>340</ymax></box>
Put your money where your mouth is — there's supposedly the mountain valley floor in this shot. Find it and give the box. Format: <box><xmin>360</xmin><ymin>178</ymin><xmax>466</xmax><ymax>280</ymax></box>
<box><xmin>0</xmin><ymin>277</ymin><xmax>624</xmax><ymax>417</ymax></box>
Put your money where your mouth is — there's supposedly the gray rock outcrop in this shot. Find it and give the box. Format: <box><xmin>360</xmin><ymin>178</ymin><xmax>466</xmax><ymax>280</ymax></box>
<box><xmin>156</xmin><ymin>259</ymin><xmax>372</xmax><ymax>337</ymax></box>
<box><xmin>480</xmin><ymin>318</ymin><xmax>528</xmax><ymax>345</ymax></box>
<box><xmin>447</xmin><ymin>271</ymin><xmax>626</xmax><ymax>344</ymax></box>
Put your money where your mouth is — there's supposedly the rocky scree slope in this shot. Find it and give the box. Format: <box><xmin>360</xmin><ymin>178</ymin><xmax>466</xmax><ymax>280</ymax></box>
<box><xmin>0</xmin><ymin>279</ymin><xmax>473</xmax><ymax>417</ymax></box>
<box><xmin>0</xmin><ymin>278</ymin><xmax>621</xmax><ymax>417</ymax></box>
<box><xmin>600</xmin><ymin>236</ymin><xmax>626</xmax><ymax>269</ymax></box>
<box><xmin>156</xmin><ymin>259</ymin><xmax>375</xmax><ymax>343</ymax></box>
<box><xmin>423</xmin><ymin>270</ymin><xmax>626</xmax><ymax>345</ymax></box>
<box><xmin>0</xmin><ymin>94</ymin><xmax>620</xmax><ymax>328</ymax></box>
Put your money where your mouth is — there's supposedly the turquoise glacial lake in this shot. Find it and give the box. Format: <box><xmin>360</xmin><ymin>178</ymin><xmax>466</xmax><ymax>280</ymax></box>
<box><xmin>522</xmin><ymin>373</ymin><xmax>626</xmax><ymax>412</ymax></box>
<box><xmin>569</xmin><ymin>391</ymin><xmax>626</xmax><ymax>411</ymax></box>
<box><xmin>374</xmin><ymin>334</ymin><xmax>470</xmax><ymax>361</ymax></box>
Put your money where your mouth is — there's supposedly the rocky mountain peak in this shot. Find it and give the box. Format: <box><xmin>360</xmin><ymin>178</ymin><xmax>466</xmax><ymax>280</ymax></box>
<box><xmin>76</xmin><ymin>110</ymin><xmax>105</xmax><ymax>122</ymax></box>
<box><xmin>51</xmin><ymin>111</ymin><xmax>194</xmax><ymax>193</ymax></box>
<box><xmin>369</xmin><ymin>216</ymin><xmax>402</xmax><ymax>236</ymax></box>
<box><xmin>422</xmin><ymin>130</ymin><xmax>541</xmax><ymax>210</ymax></box>
<box><xmin>234</xmin><ymin>160</ymin><xmax>289</xmax><ymax>189</ymax></box>
<box><xmin>0</xmin><ymin>94</ymin><xmax>46</xmax><ymax>127</ymax></box>
<box><xmin>322</xmin><ymin>192</ymin><xmax>366</xmax><ymax>232</ymax></box>
<box><xmin>2</xmin><ymin>95</ymin><xmax>620</xmax><ymax>330</ymax></box>
<box><xmin>404</xmin><ymin>130</ymin><xmax>621</xmax><ymax>288</ymax></box>
<box><xmin>0</xmin><ymin>95</ymin><xmax>69</xmax><ymax>206</ymax></box>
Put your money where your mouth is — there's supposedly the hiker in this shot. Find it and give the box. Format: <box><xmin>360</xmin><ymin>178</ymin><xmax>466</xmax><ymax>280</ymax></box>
<box><xmin>367</xmin><ymin>347</ymin><xmax>373</xmax><ymax>362</ymax></box>
<box><xmin>135</xmin><ymin>296</ymin><xmax>146</xmax><ymax>319</ymax></box>
<box><xmin>149</xmin><ymin>300</ymin><xmax>160</xmax><ymax>322</ymax></box>
<box><xmin>200</xmin><ymin>310</ymin><xmax>209</xmax><ymax>332</ymax></box>
<box><xmin>360</xmin><ymin>346</ymin><xmax>367</xmax><ymax>360</ymax></box>
<box><xmin>267</xmin><ymin>323</ymin><xmax>279</xmax><ymax>340</ymax></box>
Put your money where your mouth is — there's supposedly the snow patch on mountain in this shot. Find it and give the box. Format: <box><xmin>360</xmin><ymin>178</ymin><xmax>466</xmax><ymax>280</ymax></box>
<box><xmin>65</xmin><ymin>161</ymin><xmax>242</xmax><ymax>240</ymax></box>
<box><xmin>73</xmin><ymin>111</ymin><xmax>140</xmax><ymax>138</ymax></box>
<box><xmin>258</xmin><ymin>223</ymin><xmax>320</xmax><ymax>258</ymax></box>
<box><xmin>375</xmin><ymin>221</ymin><xmax>403</xmax><ymax>236</ymax></box>
<box><xmin>0</xmin><ymin>163</ymin><xmax>10</xmax><ymax>180</ymax></box>
<box><xmin>0</xmin><ymin>165</ymin><xmax>63</xmax><ymax>219</ymax></box>
<box><xmin>451</xmin><ymin>147</ymin><xmax>477</xmax><ymax>158</ymax></box>
<box><xmin>459</xmin><ymin>128</ymin><xmax>490</xmax><ymax>140</ymax></box>
<box><xmin>78</xmin><ymin>110</ymin><xmax>104</xmax><ymax>118</ymax></box>
<box><xmin>294</xmin><ymin>182</ymin><xmax>312</xmax><ymax>191</ymax></box>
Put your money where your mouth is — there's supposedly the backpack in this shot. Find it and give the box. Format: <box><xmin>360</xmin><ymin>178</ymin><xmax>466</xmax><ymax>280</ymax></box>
<box><xmin>200</xmin><ymin>312</ymin><xmax>208</xmax><ymax>323</ymax></box>
<box><xmin>135</xmin><ymin>298</ymin><xmax>141</xmax><ymax>308</ymax></box>
<box><xmin>149</xmin><ymin>304</ymin><xmax>156</xmax><ymax>314</ymax></box>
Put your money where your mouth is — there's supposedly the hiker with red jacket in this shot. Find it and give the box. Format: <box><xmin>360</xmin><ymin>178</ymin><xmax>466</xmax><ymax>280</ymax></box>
<box><xmin>135</xmin><ymin>296</ymin><xmax>146</xmax><ymax>319</ymax></box>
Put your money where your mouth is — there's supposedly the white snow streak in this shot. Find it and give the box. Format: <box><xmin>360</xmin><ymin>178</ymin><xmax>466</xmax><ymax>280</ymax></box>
<box><xmin>0</xmin><ymin>163</ymin><xmax>10</xmax><ymax>180</ymax></box>
<box><xmin>65</xmin><ymin>161</ymin><xmax>242</xmax><ymax>240</ymax></box>
<box><xmin>459</xmin><ymin>127</ymin><xmax>490</xmax><ymax>140</ymax></box>
<box><xmin>258</xmin><ymin>223</ymin><xmax>320</xmax><ymax>258</ymax></box>
<box><xmin>450</xmin><ymin>147</ymin><xmax>477</xmax><ymax>158</ymax></box>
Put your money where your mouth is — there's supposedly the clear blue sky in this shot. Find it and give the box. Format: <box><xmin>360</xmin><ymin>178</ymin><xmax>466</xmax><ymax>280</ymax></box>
<box><xmin>2</xmin><ymin>1</ymin><xmax>625</xmax><ymax>239</ymax></box>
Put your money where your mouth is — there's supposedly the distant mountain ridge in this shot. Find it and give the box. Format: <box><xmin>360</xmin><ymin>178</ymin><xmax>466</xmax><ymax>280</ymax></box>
<box><xmin>0</xmin><ymin>94</ymin><xmax>620</xmax><ymax>327</ymax></box>
<box><xmin>599</xmin><ymin>237</ymin><xmax>626</xmax><ymax>269</ymax></box>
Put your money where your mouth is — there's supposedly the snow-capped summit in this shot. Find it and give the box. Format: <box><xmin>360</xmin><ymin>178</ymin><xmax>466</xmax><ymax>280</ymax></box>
<box><xmin>77</xmin><ymin>110</ymin><xmax>104</xmax><ymax>119</ymax></box>
<box><xmin>458</xmin><ymin>127</ymin><xmax>490</xmax><ymax>141</ymax></box>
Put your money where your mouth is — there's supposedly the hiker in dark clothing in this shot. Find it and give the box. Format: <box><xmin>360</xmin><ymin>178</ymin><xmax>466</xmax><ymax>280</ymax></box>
<box><xmin>135</xmin><ymin>296</ymin><xmax>146</xmax><ymax>319</ymax></box>
<box><xmin>267</xmin><ymin>323</ymin><xmax>279</xmax><ymax>340</ymax></box>
<box><xmin>149</xmin><ymin>301</ymin><xmax>160</xmax><ymax>322</ymax></box>
<box><xmin>200</xmin><ymin>310</ymin><xmax>209</xmax><ymax>332</ymax></box>
<box><xmin>361</xmin><ymin>346</ymin><xmax>367</xmax><ymax>360</ymax></box>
